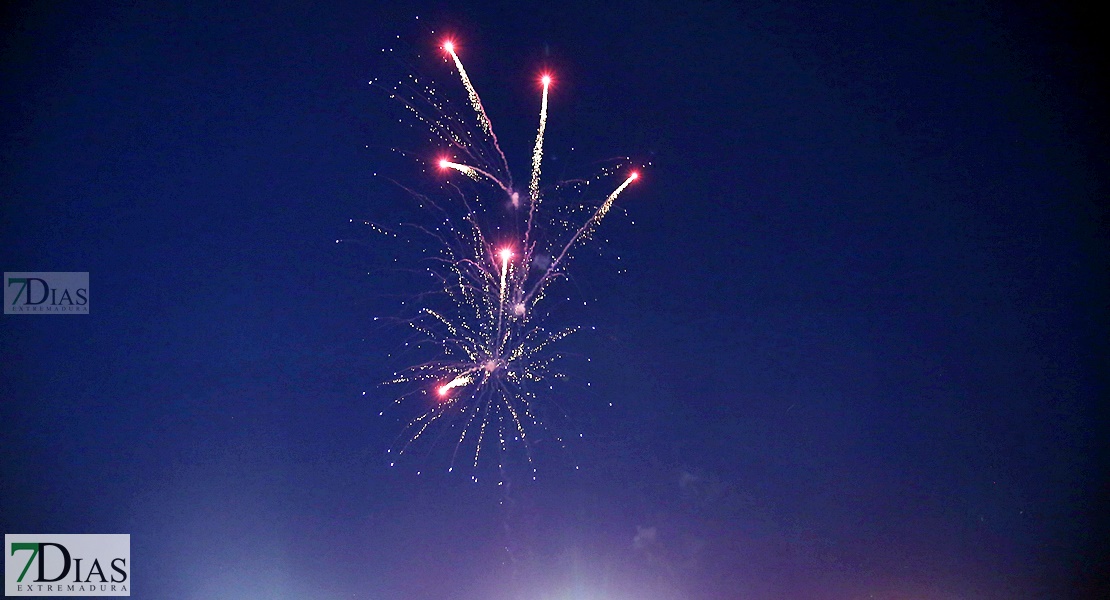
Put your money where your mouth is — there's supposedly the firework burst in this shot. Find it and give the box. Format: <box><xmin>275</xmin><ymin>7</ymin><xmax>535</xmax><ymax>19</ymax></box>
<box><xmin>366</xmin><ymin>36</ymin><xmax>641</xmax><ymax>482</ymax></box>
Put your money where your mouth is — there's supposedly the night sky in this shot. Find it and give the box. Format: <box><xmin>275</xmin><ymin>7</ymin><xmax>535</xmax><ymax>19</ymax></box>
<box><xmin>2</xmin><ymin>1</ymin><xmax>1106</xmax><ymax>599</ymax></box>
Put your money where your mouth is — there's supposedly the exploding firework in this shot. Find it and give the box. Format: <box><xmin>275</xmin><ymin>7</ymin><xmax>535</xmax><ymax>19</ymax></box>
<box><xmin>365</xmin><ymin>36</ymin><xmax>641</xmax><ymax>481</ymax></box>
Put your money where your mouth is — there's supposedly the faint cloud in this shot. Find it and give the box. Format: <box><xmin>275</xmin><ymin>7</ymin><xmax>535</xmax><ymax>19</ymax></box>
<box><xmin>632</xmin><ymin>525</ymin><xmax>657</xmax><ymax>550</ymax></box>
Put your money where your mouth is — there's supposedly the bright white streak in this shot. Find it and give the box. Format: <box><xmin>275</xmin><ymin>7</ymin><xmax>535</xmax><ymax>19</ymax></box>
<box><xmin>495</xmin><ymin>248</ymin><xmax>511</xmax><ymax>355</ymax></box>
<box><xmin>498</xmin><ymin>249</ymin><xmax>511</xmax><ymax>305</ymax></box>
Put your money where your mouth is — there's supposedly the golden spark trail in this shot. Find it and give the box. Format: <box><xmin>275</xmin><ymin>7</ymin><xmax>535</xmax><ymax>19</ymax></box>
<box><xmin>439</xmin><ymin>159</ymin><xmax>479</xmax><ymax>179</ymax></box>
<box><xmin>525</xmin><ymin>172</ymin><xmax>639</xmax><ymax>304</ymax></box>
<box><xmin>437</xmin><ymin>373</ymin><xmax>474</xmax><ymax>397</ymax></box>
<box><xmin>576</xmin><ymin>171</ymin><xmax>638</xmax><ymax>242</ymax></box>
<box><xmin>443</xmin><ymin>42</ymin><xmax>512</xmax><ymax>182</ymax></box>
<box><xmin>526</xmin><ymin>75</ymin><xmax>551</xmax><ymax>241</ymax></box>
<box><xmin>438</xmin><ymin>159</ymin><xmax>514</xmax><ymax>197</ymax></box>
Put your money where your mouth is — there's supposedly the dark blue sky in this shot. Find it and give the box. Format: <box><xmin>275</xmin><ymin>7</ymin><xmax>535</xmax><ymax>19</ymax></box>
<box><xmin>2</xmin><ymin>1</ymin><xmax>1105</xmax><ymax>598</ymax></box>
